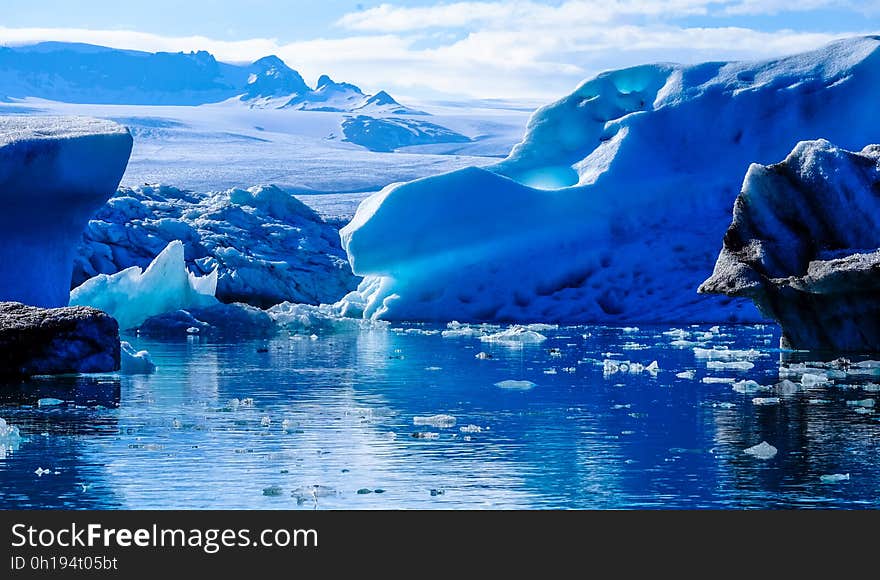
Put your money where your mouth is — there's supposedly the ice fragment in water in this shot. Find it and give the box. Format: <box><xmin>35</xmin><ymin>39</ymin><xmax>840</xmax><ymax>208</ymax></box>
<box><xmin>743</xmin><ymin>441</ymin><xmax>777</xmax><ymax>460</ymax></box>
<box><xmin>676</xmin><ymin>370</ymin><xmax>696</xmax><ymax>380</ymax></box>
<box><xmin>819</xmin><ymin>473</ymin><xmax>850</xmax><ymax>484</ymax></box>
<box><xmin>494</xmin><ymin>380</ymin><xmax>536</xmax><ymax>390</ymax></box>
<box><xmin>413</xmin><ymin>414</ymin><xmax>456</xmax><ymax>428</ymax></box>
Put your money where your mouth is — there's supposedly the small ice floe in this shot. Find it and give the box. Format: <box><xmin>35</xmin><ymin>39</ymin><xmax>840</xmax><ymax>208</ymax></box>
<box><xmin>852</xmin><ymin>407</ymin><xmax>873</xmax><ymax>415</ymax></box>
<box><xmin>819</xmin><ymin>473</ymin><xmax>850</xmax><ymax>484</ymax></box>
<box><xmin>441</xmin><ymin>321</ymin><xmax>496</xmax><ymax>339</ymax></box>
<box><xmin>459</xmin><ymin>424</ymin><xmax>485</xmax><ymax>433</ymax></box>
<box><xmin>861</xmin><ymin>383</ymin><xmax>880</xmax><ymax>392</ymax></box>
<box><xmin>774</xmin><ymin>379</ymin><xmax>801</xmax><ymax>396</ymax></box>
<box><xmin>801</xmin><ymin>373</ymin><xmax>830</xmax><ymax>387</ymax></box>
<box><xmin>413</xmin><ymin>414</ymin><xmax>457</xmax><ymax>428</ymax></box>
<box><xmin>663</xmin><ymin>328</ymin><xmax>688</xmax><ymax>339</ymax></box>
<box><xmin>260</xmin><ymin>416</ymin><xmax>271</xmax><ymax>427</ymax></box>
<box><xmin>693</xmin><ymin>347</ymin><xmax>766</xmax><ymax>361</ymax></box>
<box><xmin>846</xmin><ymin>398</ymin><xmax>876</xmax><ymax>408</ymax></box>
<box><xmin>676</xmin><ymin>370</ymin><xmax>697</xmax><ymax>380</ymax></box>
<box><xmin>185</xmin><ymin>326</ymin><xmax>200</xmax><ymax>334</ymax></box>
<box><xmin>743</xmin><ymin>441</ymin><xmax>777</xmax><ymax>460</ymax></box>
<box><xmin>732</xmin><ymin>380</ymin><xmax>770</xmax><ymax>394</ymax></box>
<box><xmin>602</xmin><ymin>360</ymin><xmax>659</xmax><ymax>376</ymax></box>
<box><xmin>752</xmin><ymin>397</ymin><xmax>780</xmax><ymax>406</ymax></box>
<box><xmin>808</xmin><ymin>399</ymin><xmax>830</xmax><ymax>404</ymax></box>
<box><xmin>621</xmin><ymin>326</ymin><xmax>640</xmax><ymax>333</ymax></box>
<box><xmin>120</xmin><ymin>341</ymin><xmax>156</xmax><ymax>374</ymax></box>
<box><xmin>543</xmin><ymin>368</ymin><xmax>557</xmax><ymax>375</ymax></box>
<box><xmin>494</xmin><ymin>380</ymin><xmax>536</xmax><ymax>390</ymax></box>
<box><xmin>714</xmin><ymin>402</ymin><xmax>736</xmax><ymax>409</ymax></box>
<box><xmin>706</xmin><ymin>360</ymin><xmax>754</xmax><ymax>371</ymax></box>
<box><xmin>37</xmin><ymin>398</ymin><xmax>64</xmax><ymax>407</ymax></box>
<box><xmin>702</xmin><ymin>377</ymin><xmax>736</xmax><ymax>384</ymax></box>
<box><xmin>411</xmin><ymin>432</ymin><xmax>440</xmax><ymax>439</ymax></box>
<box><xmin>548</xmin><ymin>347</ymin><xmax>563</xmax><ymax>357</ymax></box>
<box><xmin>424</xmin><ymin>366</ymin><xmax>442</xmax><ymax>371</ymax></box>
<box><xmin>0</xmin><ymin>418</ymin><xmax>22</xmax><ymax>459</ymax></box>
<box><xmin>474</xmin><ymin>351</ymin><xmax>492</xmax><ymax>360</ymax></box>
<box><xmin>479</xmin><ymin>325</ymin><xmax>547</xmax><ymax>345</ymax></box>
<box><xmin>34</xmin><ymin>467</ymin><xmax>52</xmax><ymax>477</ymax></box>
<box><xmin>622</xmin><ymin>342</ymin><xmax>649</xmax><ymax>350</ymax></box>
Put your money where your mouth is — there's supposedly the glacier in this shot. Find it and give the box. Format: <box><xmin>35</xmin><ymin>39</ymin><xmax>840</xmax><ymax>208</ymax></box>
<box><xmin>0</xmin><ymin>116</ymin><xmax>132</xmax><ymax>307</ymax></box>
<box><xmin>74</xmin><ymin>184</ymin><xmax>356</xmax><ymax>308</ymax></box>
<box><xmin>340</xmin><ymin>36</ymin><xmax>880</xmax><ymax>324</ymax></box>
<box><xmin>70</xmin><ymin>240</ymin><xmax>218</xmax><ymax>330</ymax></box>
<box><xmin>700</xmin><ymin>139</ymin><xmax>880</xmax><ymax>351</ymax></box>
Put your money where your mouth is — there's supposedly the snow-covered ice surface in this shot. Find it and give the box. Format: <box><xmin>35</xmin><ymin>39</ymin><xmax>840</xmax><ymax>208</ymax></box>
<box><xmin>0</xmin><ymin>98</ymin><xmax>529</xmax><ymax>200</ymax></box>
<box><xmin>0</xmin><ymin>116</ymin><xmax>131</xmax><ymax>307</ymax></box>
<box><xmin>3</xmin><ymin>322</ymin><xmax>880</xmax><ymax>509</ymax></box>
<box><xmin>341</xmin><ymin>36</ymin><xmax>880</xmax><ymax>324</ymax></box>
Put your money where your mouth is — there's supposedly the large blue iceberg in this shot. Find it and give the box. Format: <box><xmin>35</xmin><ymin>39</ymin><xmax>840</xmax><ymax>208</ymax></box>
<box><xmin>0</xmin><ymin>116</ymin><xmax>132</xmax><ymax>308</ymax></box>
<box><xmin>339</xmin><ymin>36</ymin><xmax>880</xmax><ymax>323</ymax></box>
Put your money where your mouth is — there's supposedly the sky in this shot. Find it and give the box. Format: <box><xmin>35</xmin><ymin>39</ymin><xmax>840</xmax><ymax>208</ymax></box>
<box><xmin>1</xmin><ymin>1</ymin><xmax>879</xmax><ymax>101</ymax></box>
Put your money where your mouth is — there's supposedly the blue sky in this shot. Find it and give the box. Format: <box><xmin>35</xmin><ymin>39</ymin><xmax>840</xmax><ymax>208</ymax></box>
<box><xmin>2</xmin><ymin>1</ymin><xmax>879</xmax><ymax>100</ymax></box>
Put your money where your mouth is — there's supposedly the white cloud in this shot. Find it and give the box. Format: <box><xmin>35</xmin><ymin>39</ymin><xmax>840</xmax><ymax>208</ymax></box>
<box><xmin>0</xmin><ymin>1</ymin><xmax>875</xmax><ymax>102</ymax></box>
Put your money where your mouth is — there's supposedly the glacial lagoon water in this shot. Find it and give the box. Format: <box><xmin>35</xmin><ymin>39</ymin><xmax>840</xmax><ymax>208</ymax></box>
<box><xmin>2</xmin><ymin>323</ymin><xmax>880</xmax><ymax>509</ymax></box>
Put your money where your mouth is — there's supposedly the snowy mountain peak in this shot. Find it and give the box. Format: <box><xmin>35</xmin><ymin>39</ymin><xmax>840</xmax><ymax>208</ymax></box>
<box><xmin>243</xmin><ymin>55</ymin><xmax>309</xmax><ymax>98</ymax></box>
<box><xmin>316</xmin><ymin>74</ymin><xmax>334</xmax><ymax>89</ymax></box>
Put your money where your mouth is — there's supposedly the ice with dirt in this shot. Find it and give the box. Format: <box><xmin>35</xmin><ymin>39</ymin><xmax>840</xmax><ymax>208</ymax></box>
<box><xmin>340</xmin><ymin>36</ymin><xmax>880</xmax><ymax>324</ymax></box>
<box><xmin>70</xmin><ymin>240</ymin><xmax>217</xmax><ymax>330</ymax></box>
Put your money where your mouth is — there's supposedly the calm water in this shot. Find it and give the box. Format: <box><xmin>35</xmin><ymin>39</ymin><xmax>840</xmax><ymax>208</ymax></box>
<box><xmin>1</xmin><ymin>323</ymin><xmax>879</xmax><ymax>509</ymax></box>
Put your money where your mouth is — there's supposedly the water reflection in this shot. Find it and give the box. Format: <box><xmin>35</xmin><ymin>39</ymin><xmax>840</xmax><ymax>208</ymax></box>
<box><xmin>1</xmin><ymin>324</ymin><xmax>879</xmax><ymax>509</ymax></box>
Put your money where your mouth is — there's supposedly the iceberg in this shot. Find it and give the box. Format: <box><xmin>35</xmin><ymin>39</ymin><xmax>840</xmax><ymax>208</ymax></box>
<box><xmin>744</xmin><ymin>441</ymin><xmax>778</xmax><ymax>460</ymax></box>
<box><xmin>339</xmin><ymin>37</ymin><xmax>880</xmax><ymax>323</ymax></box>
<box><xmin>70</xmin><ymin>240</ymin><xmax>218</xmax><ymax>330</ymax></box>
<box><xmin>0</xmin><ymin>116</ymin><xmax>131</xmax><ymax>307</ymax></box>
<box><xmin>75</xmin><ymin>184</ymin><xmax>355</xmax><ymax>308</ymax></box>
<box><xmin>120</xmin><ymin>341</ymin><xmax>156</xmax><ymax>375</ymax></box>
<box><xmin>700</xmin><ymin>139</ymin><xmax>880</xmax><ymax>351</ymax></box>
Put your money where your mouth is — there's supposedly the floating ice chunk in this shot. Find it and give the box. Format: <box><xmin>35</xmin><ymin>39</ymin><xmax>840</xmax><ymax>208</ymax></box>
<box><xmin>693</xmin><ymin>347</ymin><xmax>766</xmax><ymax>361</ymax></box>
<box><xmin>801</xmin><ymin>373</ymin><xmax>829</xmax><ymax>386</ymax></box>
<box><xmin>702</xmin><ymin>377</ymin><xmax>736</xmax><ymax>384</ymax></box>
<box><xmin>411</xmin><ymin>432</ymin><xmax>440</xmax><ymax>439</ymax></box>
<box><xmin>714</xmin><ymin>402</ymin><xmax>736</xmax><ymax>409</ymax></box>
<box><xmin>0</xmin><ymin>418</ymin><xmax>22</xmax><ymax>459</ymax></box>
<box><xmin>494</xmin><ymin>380</ymin><xmax>536</xmax><ymax>390</ymax></box>
<box><xmin>743</xmin><ymin>441</ymin><xmax>777</xmax><ymax>460</ymax></box>
<box><xmin>852</xmin><ymin>407</ymin><xmax>873</xmax><ymax>414</ymax></box>
<box><xmin>120</xmin><ymin>341</ymin><xmax>156</xmax><ymax>375</ymax></box>
<box><xmin>621</xmin><ymin>327</ymin><xmax>640</xmax><ymax>333</ymax></box>
<box><xmin>35</xmin><ymin>467</ymin><xmax>52</xmax><ymax>477</ymax></box>
<box><xmin>774</xmin><ymin>379</ymin><xmax>800</xmax><ymax>396</ymax></box>
<box><xmin>260</xmin><ymin>416</ymin><xmax>271</xmax><ymax>427</ymax></box>
<box><xmin>820</xmin><ymin>473</ymin><xmax>850</xmax><ymax>484</ymax></box>
<box><xmin>732</xmin><ymin>380</ymin><xmax>769</xmax><ymax>394</ymax></box>
<box><xmin>37</xmin><ymin>398</ymin><xmax>64</xmax><ymax>407</ymax></box>
<box><xmin>603</xmin><ymin>359</ymin><xmax>659</xmax><ymax>376</ymax></box>
<box><xmin>474</xmin><ymin>352</ymin><xmax>492</xmax><ymax>360</ymax></box>
<box><xmin>70</xmin><ymin>240</ymin><xmax>217</xmax><ymax>330</ymax></box>
<box><xmin>479</xmin><ymin>326</ymin><xmax>547</xmax><ymax>345</ymax></box>
<box><xmin>413</xmin><ymin>414</ymin><xmax>457</xmax><ymax>428</ymax></box>
<box><xmin>424</xmin><ymin>366</ymin><xmax>442</xmax><ymax>371</ymax></box>
<box><xmin>676</xmin><ymin>370</ymin><xmax>696</xmax><ymax>379</ymax></box>
<box><xmin>440</xmin><ymin>321</ymin><xmax>497</xmax><ymax>339</ymax></box>
<box><xmin>459</xmin><ymin>424</ymin><xmax>484</xmax><ymax>433</ymax></box>
<box><xmin>808</xmin><ymin>398</ymin><xmax>829</xmax><ymax>404</ymax></box>
<box><xmin>706</xmin><ymin>360</ymin><xmax>754</xmax><ymax>371</ymax></box>
<box><xmin>846</xmin><ymin>398</ymin><xmax>876</xmax><ymax>408</ymax></box>
<box><xmin>752</xmin><ymin>397</ymin><xmax>780</xmax><ymax>406</ymax></box>
<box><xmin>862</xmin><ymin>383</ymin><xmax>880</xmax><ymax>392</ymax></box>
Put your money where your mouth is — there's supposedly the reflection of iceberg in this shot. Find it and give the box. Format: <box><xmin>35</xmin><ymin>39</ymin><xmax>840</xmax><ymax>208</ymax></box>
<box><xmin>70</xmin><ymin>241</ymin><xmax>217</xmax><ymax>330</ymax></box>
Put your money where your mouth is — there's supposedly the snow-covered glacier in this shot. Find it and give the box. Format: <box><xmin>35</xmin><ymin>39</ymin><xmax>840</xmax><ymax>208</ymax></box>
<box><xmin>340</xmin><ymin>36</ymin><xmax>880</xmax><ymax>323</ymax></box>
<box><xmin>0</xmin><ymin>116</ymin><xmax>132</xmax><ymax>307</ymax></box>
<box><xmin>75</xmin><ymin>184</ymin><xmax>356</xmax><ymax>308</ymax></box>
<box><xmin>700</xmin><ymin>139</ymin><xmax>880</xmax><ymax>351</ymax></box>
